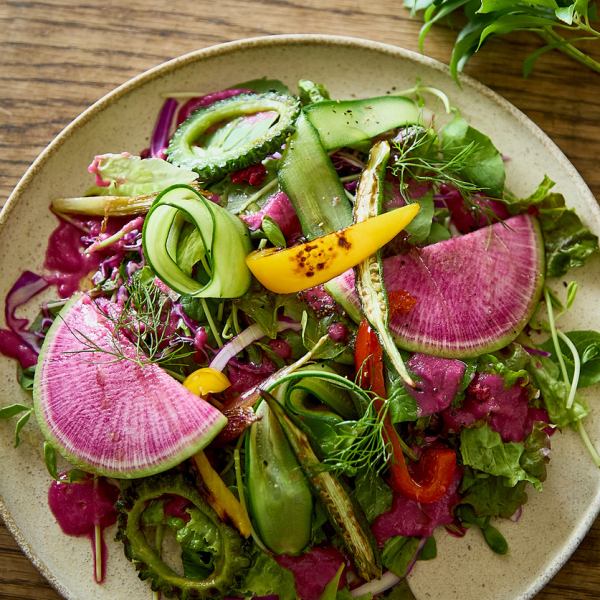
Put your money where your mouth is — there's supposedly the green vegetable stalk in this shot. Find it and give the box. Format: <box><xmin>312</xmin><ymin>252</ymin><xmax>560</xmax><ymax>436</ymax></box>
<box><xmin>260</xmin><ymin>391</ymin><xmax>381</xmax><ymax>582</ymax></box>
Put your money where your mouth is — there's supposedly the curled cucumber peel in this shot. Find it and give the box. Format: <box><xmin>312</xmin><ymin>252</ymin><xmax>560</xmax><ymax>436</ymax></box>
<box><xmin>143</xmin><ymin>185</ymin><xmax>252</xmax><ymax>298</ymax></box>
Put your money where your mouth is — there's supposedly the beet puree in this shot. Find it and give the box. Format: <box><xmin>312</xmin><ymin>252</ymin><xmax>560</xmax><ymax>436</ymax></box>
<box><xmin>48</xmin><ymin>474</ymin><xmax>119</xmax><ymax>583</ymax></box>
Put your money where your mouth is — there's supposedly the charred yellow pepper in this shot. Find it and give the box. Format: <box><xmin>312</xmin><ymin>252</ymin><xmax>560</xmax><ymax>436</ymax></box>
<box><xmin>193</xmin><ymin>451</ymin><xmax>252</xmax><ymax>538</ymax></box>
<box><xmin>245</xmin><ymin>204</ymin><xmax>420</xmax><ymax>294</ymax></box>
<box><xmin>183</xmin><ymin>367</ymin><xmax>231</xmax><ymax>396</ymax></box>
<box><xmin>183</xmin><ymin>371</ymin><xmax>251</xmax><ymax>537</ymax></box>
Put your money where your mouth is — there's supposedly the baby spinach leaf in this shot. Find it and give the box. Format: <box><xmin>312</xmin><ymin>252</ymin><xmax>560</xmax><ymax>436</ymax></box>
<box><xmin>353</xmin><ymin>469</ymin><xmax>393</xmax><ymax>523</ymax></box>
<box><xmin>460</xmin><ymin>470</ymin><xmax>528</xmax><ymax>518</ymax></box>
<box><xmin>419</xmin><ymin>536</ymin><xmax>437</xmax><ymax>560</ymax></box>
<box><xmin>440</xmin><ymin>113</ymin><xmax>505</xmax><ymax>196</ymax></box>
<box><xmin>405</xmin><ymin>192</ymin><xmax>435</xmax><ymax>244</ymax></box>
<box><xmin>319</xmin><ymin>563</ymin><xmax>345</xmax><ymax>600</ymax></box>
<box><xmin>455</xmin><ymin>505</ymin><xmax>508</xmax><ymax>554</ymax></box>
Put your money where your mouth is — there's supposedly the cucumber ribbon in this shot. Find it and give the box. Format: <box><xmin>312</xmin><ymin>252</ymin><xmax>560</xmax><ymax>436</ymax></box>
<box><xmin>143</xmin><ymin>185</ymin><xmax>252</xmax><ymax>298</ymax></box>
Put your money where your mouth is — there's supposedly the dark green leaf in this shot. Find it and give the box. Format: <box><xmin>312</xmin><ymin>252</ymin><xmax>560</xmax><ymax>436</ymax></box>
<box><xmin>381</xmin><ymin>536</ymin><xmax>421</xmax><ymax>577</ymax></box>
<box><xmin>384</xmin><ymin>579</ymin><xmax>417</xmax><ymax>599</ymax></box>
<box><xmin>479</xmin><ymin>15</ymin><xmax>559</xmax><ymax>46</ymax></box>
<box><xmin>14</xmin><ymin>410</ymin><xmax>31</xmax><ymax>448</ymax></box>
<box><xmin>440</xmin><ymin>113</ymin><xmax>505</xmax><ymax>196</ymax></box>
<box><xmin>419</xmin><ymin>536</ymin><xmax>437</xmax><ymax>560</ymax></box>
<box><xmin>0</xmin><ymin>403</ymin><xmax>31</xmax><ymax>419</ymax></box>
<box><xmin>405</xmin><ymin>192</ymin><xmax>435</xmax><ymax>244</ymax></box>
<box><xmin>353</xmin><ymin>469</ymin><xmax>393</xmax><ymax>523</ymax></box>
<box><xmin>540</xmin><ymin>330</ymin><xmax>600</xmax><ymax>387</ymax></box>
<box><xmin>519</xmin><ymin>424</ymin><xmax>550</xmax><ymax>483</ymax></box>
<box><xmin>425</xmin><ymin>221</ymin><xmax>452</xmax><ymax>244</ymax></box>
<box><xmin>419</xmin><ymin>0</ymin><xmax>471</xmax><ymax>51</ymax></box>
<box><xmin>482</xmin><ymin>523</ymin><xmax>509</xmax><ymax>554</ymax></box>
<box><xmin>460</xmin><ymin>470</ymin><xmax>528</xmax><ymax>518</ymax></box>
<box><xmin>262</xmin><ymin>216</ymin><xmax>287</xmax><ymax>248</ymax></box>
<box><xmin>44</xmin><ymin>441</ymin><xmax>58</xmax><ymax>480</ymax></box>
<box><xmin>460</xmin><ymin>424</ymin><xmax>543</xmax><ymax>489</ymax></box>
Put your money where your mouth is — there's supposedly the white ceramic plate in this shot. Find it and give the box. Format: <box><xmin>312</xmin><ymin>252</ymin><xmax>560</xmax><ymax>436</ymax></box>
<box><xmin>1</xmin><ymin>34</ymin><xmax>599</xmax><ymax>600</ymax></box>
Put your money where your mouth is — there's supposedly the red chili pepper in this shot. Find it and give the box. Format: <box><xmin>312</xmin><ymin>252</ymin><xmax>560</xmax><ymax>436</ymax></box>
<box><xmin>354</xmin><ymin>320</ymin><xmax>456</xmax><ymax>504</ymax></box>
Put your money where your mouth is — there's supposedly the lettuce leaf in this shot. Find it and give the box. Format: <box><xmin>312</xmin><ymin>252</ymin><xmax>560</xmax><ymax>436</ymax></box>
<box><xmin>353</xmin><ymin>469</ymin><xmax>393</xmax><ymax>523</ymax></box>
<box><xmin>527</xmin><ymin>356</ymin><xmax>588</xmax><ymax>427</ymax></box>
<box><xmin>504</xmin><ymin>176</ymin><xmax>598</xmax><ymax>277</ymax></box>
<box><xmin>540</xmin><ymin>330</ymin><xmax>600</xmax><ymax>388</ymax></box>
<box><xmin>459</xmin><ymin>470</ymin><xmax>528</xmax><ymax>519</ymax></box>
<box><xmin>459</xmin><ymin>424</ymin><xmax>543</xmax><ymax>490</ymax></box>
<box><xmin>235</xmin><ymin>550</ymin><xmax>297</xmax><ymax>600</ymax></box>
<box><xmin>87</xmin><ymin>153</ymin><xmax>197</xmax><ymax>196</ymax></box>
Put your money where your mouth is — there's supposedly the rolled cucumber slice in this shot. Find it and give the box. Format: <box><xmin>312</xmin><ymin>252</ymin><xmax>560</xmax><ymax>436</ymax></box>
<box><xmin>143</xmin><ymin>185</ymin><xmax>251</xmax><ymax>298</ymax></box>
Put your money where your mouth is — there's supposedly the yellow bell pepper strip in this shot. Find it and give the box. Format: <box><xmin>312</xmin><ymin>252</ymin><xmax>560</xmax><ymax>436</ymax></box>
<box><xmin>192</xmin><ymin>451</ymin><xmax>252</xmax><ymax>538</ymax></box>
<box><xmin>183</xmin><ymin>367</ymin><xmax>231</xmax><ymax>396</ymax></box>
<box><xmin>182</xmin><ymin>370</ymin><xmax>251</xmax><ymax>537</ymax></box>
<box><xmin>245</xmin><ymin>204</ymin><xmax>420</xmax><ymax>294</ymax></box>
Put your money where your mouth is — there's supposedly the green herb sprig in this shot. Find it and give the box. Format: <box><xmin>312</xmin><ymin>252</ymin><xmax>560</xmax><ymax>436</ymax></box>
<box><xmin>405</xmin><ymin>0</ymin><xmax>600</xmax><ymax>79</ymax></box>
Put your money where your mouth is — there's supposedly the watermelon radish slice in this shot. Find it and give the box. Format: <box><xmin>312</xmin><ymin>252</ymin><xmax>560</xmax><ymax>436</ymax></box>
<box><xmin>33</xmin><ymin>296</ymin><xmax>227</xmax><ymax>478</ymax></box>
<box><xmin>327</xmin><ymin>214</ymin><xmax>544</xmax><ymax>358</ymax></box>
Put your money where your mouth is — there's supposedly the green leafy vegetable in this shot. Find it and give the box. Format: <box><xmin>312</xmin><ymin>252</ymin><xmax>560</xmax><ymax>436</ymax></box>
<box><xmin>440</xmin><ymin>113</ymin><xmax>505</xmax><ymax>196</ymax></box>
<box><xmin>419</xmin><ymin>536</ymin><xmax>437</xmax><ymax>560</ymax></box>
<box><xmin>541</xmin><ymin>330</ymin><xmax>600</xmax><ymax>387</ymax></box>
<box><xmin>176</xmin><ymin>508</ymin><xmax>221</xmax><ymax>579</ymax></box>
<box><xmin>527</xmin><ymin>355</ymin><xmax>588</xmax><ymax>427</ymax></box>
<box><xmin>353</xmin><ymin>469</ymin><xmax>393</xmax><ymax>523</ymax></box>
<box><xmin>44</xmin><ymin>441</ymin><xmax>58</xmax><ymax>480</ymax></box>
<box><xmin>405</xmin><ymin>0</ymin><xmax>600</xmax><ymax>79</ymax></box>
<box><xmin>459</xmin><ymin>424</ymin><xmax>543</xmax><ymax>490</ymax></box>
<box><xmin>87</xmin><ymin>154</ymin><xmax>197</xmax><ymax>196</ymax></box>
<box><xmin>505</xmin><ymin>177</ymin><xmax>598</xmax><ymax>277</ymax></box>
<box><xmin>404</xmin><ymin>191</ymin><xmax>435</xmax><ymax>244</ymax></box>
<box><xmin>456</xmin><ymin>505</ymin><xmax>508</xmax><ymax>555</ymax></box>
<box><xmin>262</xmin><ymin>215</ymin><xmax>287</xmax><ymax>248</ymax></box>
<box><xmin>460</xmin><ymin>470</ymin><xmax>528</xmax><ymax>518</ymax></box>
<box><xmin>381</xmin><ymin>536</ymin><xmax>421</xmax><ymax>577</ymax></box>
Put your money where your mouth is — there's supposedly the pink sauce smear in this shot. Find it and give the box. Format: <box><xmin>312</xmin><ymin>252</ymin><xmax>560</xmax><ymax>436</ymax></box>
<box><xmin>48</xmin><ymin>474</ymin><xmax>119</xmax><ymax>583</ymax></box>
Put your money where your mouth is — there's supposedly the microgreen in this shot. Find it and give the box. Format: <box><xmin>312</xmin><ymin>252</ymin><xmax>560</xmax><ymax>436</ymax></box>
<box><xmin>404</xmin><ymin>0</ymin><xmax>600</xmax><ymax>79</ymax></box>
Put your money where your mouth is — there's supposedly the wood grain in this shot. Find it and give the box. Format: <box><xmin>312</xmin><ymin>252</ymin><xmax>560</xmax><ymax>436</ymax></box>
<box><xmin>0</xmin><ymin>0</ymin><xmax>599</xmax><ymax>598</ymax></box>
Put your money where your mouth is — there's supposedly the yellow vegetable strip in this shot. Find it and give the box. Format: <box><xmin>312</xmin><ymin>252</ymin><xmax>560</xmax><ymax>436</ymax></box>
<box><xmin>245</xmin><ymin>204</ymin><xmax>420</xmax><ymax>294</ymax></box>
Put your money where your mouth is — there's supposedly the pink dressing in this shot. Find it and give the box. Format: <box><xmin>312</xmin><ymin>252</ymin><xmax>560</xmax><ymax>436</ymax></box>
<box><xmin>48</xmin><ymin>474</ymin><xmax>119</xmax><ymax>583</ymax></box>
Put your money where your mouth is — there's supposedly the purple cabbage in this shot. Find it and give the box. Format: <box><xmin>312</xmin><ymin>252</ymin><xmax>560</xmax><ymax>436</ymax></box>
<box><xmin>407</xmin><ymin>353</ymin><xmax>466</xmax><ymax>416</ymax></box>
<box><xmin>150</xmin><ymin>98</ymin><xmax>178</xmax><ymax>159</ymax></box>
<box><xmin>175</xmin><ymin>88</ymin><xmax>251</xmax><ymax>126</ymax></box>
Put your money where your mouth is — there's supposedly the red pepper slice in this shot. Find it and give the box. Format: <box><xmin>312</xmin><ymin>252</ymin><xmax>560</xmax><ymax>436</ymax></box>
<box><xmin>354</xmin><ymin>320</ymin><xmax>457</xmax><ymax>504</ymax></box>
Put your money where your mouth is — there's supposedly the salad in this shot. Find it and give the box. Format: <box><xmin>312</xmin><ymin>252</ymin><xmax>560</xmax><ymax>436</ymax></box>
<box><xmin>1</xmin><ymin>76</ymin><xmax>600</xmax><ymax>600</ymax></box>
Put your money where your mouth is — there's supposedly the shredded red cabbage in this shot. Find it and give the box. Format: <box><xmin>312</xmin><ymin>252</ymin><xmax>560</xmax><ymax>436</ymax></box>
<box><xmin>175</xmin><ymin>88</ymin><xmax>251</xmax><ymax>126</ymax></box>
<box><xmin>150</xmin><ymin>98</ymin><xmax>178</xmax><ymax>159</ymax></box>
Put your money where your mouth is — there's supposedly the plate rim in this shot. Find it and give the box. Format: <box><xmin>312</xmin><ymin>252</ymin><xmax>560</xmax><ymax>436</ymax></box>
<box><xmin>1</xmin><ymin>33</ymin><xmax>599</xmax><ymax>600</ymax></box>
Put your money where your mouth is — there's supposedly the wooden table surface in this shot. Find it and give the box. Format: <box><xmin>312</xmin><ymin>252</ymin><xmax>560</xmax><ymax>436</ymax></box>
<box><xmin>0</xmin><ymin>0</ymin><xmax>599</xmax><ymax>598</ymax></box>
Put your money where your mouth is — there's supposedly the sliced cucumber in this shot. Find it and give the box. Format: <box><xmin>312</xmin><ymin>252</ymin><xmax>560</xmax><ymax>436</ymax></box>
<box><xmin>167</xmin><ymin>92</ymin><xmax>300</xmax><ymax>182</ymax></box>
<box><xmin>278</xmin><ymin>113</ymin><xmax>352</xmax><ymax>239</ymax></box>
<box><xmin>305</xmin><ymin>96</ymin><xmax>421</xmax><ymax>150</ymax></box>
<box><xmin>142</xmin><ymin>185</ymin><xmax>251</xmax><ymax>298</ymax></box>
